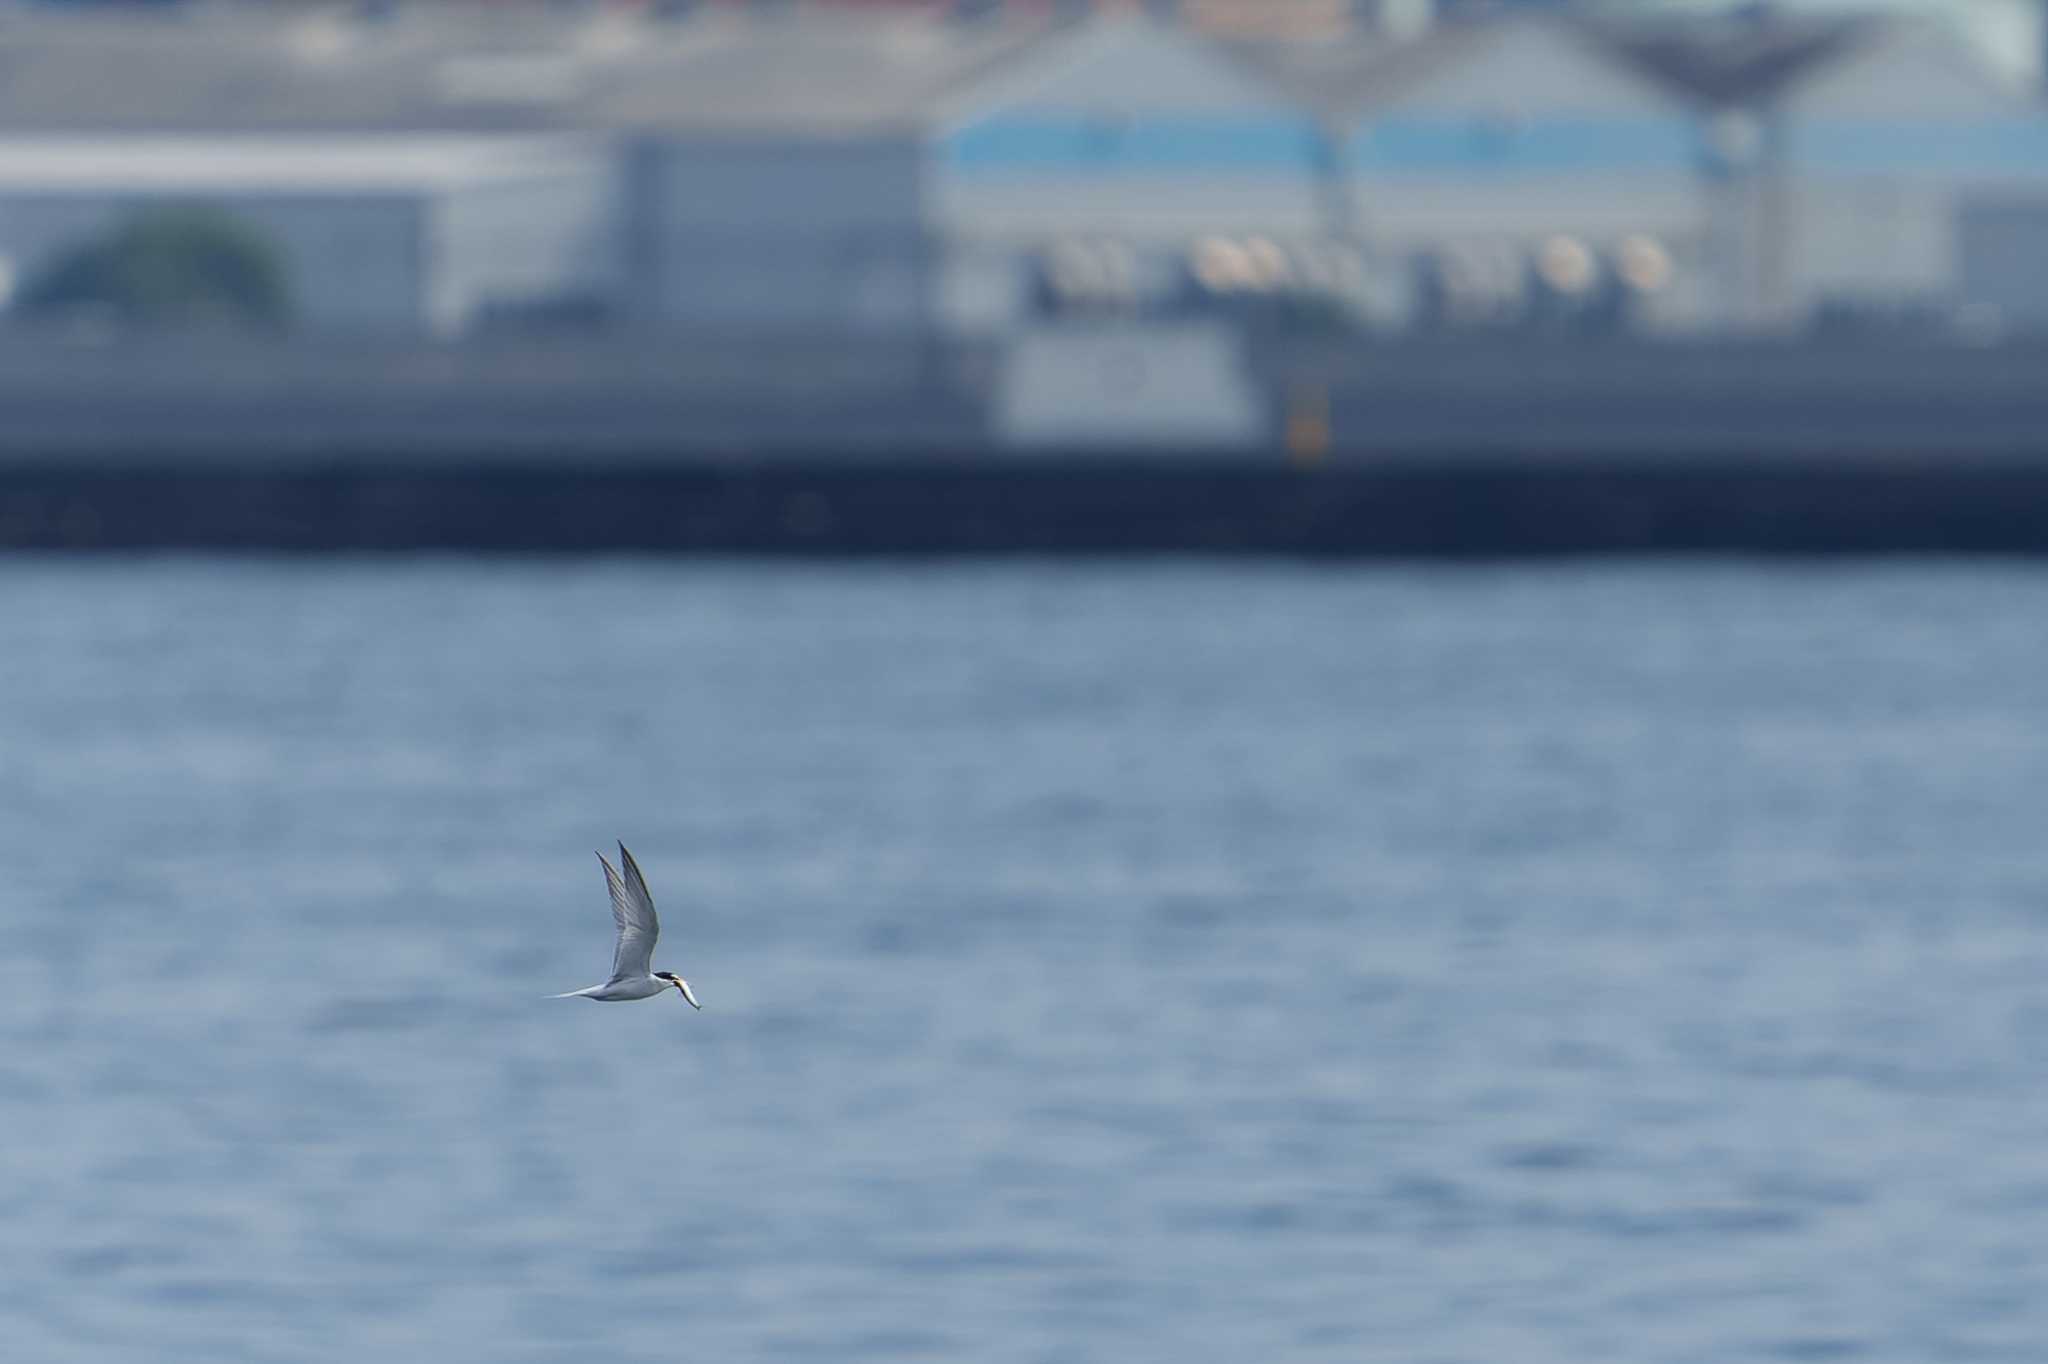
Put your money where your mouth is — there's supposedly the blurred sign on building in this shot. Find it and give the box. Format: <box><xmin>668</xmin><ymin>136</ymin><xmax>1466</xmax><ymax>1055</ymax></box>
<box><xmin>993</xmin><ymin>320</ymin><xmax>1266</xmax><ymax>447</ymax></box>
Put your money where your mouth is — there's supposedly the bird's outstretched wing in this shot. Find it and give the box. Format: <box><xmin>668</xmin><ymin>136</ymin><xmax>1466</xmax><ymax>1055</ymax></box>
<box><xmin>620</xmin><ymin>843</ymin><xmax>657</xmax><ymax>921</ymax></box>
<box><xmin>598</xmin><ymin>843</ymin><xmax>660</xmax><ymax>984</ymax></box>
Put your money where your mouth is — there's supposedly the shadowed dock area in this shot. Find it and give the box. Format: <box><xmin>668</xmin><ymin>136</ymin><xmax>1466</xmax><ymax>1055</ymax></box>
<box><xmin>7</xmin><ymin>454</ymin><xmax>2048</xmax><ymax>554</ymax></box>
<box><xmin>6</xmin><ymin>335</ymin><xmax>2048</xmax><ymax>555</ymax></box>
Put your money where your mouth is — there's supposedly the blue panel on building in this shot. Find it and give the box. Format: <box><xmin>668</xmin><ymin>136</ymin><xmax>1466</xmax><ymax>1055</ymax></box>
<box><xmin>941</xmin><ymin>116</ymin><xmax>1325</xmax><ymax>175</ymax></box>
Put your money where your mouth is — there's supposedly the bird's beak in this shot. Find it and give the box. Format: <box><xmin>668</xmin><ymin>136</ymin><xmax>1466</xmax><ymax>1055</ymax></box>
<box><xmin>676</xmin><ymin>979</ymin><xmax>701</xmax><ymax>1009</ymax></box>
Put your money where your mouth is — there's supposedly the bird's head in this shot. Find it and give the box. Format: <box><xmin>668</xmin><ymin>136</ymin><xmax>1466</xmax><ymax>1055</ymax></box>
<box><xmin>654</xmin><ymin>972</ymin><xmax>701</xmax><ymax>1009</ymax></box>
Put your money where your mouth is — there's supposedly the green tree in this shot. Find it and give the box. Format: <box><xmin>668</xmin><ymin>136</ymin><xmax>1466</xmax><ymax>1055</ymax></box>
<box><xmin>20</xmin><ymin>204</ymin><xmax>291</xmax><ymax>329</ymax></box>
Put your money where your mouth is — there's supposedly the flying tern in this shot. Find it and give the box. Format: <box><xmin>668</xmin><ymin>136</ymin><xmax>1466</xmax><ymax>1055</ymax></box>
<box><xmin>553</xmin><ymin>843</ymin><xmax>701</xmax><ymax>1007</ymax></box>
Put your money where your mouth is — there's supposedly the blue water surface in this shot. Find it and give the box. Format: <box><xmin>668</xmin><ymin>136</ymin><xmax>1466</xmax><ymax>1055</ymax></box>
<box><xmin>3</xmin><ymin>560</ymin><xmax>2047</xmax><ymax>1364</ymax></box>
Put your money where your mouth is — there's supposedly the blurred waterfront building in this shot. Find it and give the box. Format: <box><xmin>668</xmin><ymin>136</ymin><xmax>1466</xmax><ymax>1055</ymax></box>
<box><xmin>1326</xmin><ymin>15</ymin><xmax>1712</xmax><ymax>332</ymax></box>
<box><xmin>0</xmin><ymin>135</ymin><xmax>613</xmax><ymax>332</ymax></box>
<box><xmin>600</xmin><ymin>22</ymin><xmax>1030</xmax><ymax>333</ymax></box>
<box><xmin>0</xmin><ymin>3</ymin><xmax>2037</xmax><ymax>339</ymax></box>
<box><xmin>928</xmin><ymin>18</ymin><xmax>1332</xmax><ymax>333</ymax></box>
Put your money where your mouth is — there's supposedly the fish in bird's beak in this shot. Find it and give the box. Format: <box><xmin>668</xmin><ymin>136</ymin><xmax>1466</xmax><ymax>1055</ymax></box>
<box><xmin>676</xmin><ymin>979</ymin><xmax>701</xmax><ymax>1009</ymax></box>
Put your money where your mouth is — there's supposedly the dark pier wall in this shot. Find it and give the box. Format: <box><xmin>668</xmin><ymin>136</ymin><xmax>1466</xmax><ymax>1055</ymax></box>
<box><xmin>5</xmin><ymin>455</ymin><xmax>2048</xmax><ymax>555</ymax></box>
<box><xmin>2</xmin><ymin>333</ymin><xmax>2047</xmax><ymax>554</ymax></box>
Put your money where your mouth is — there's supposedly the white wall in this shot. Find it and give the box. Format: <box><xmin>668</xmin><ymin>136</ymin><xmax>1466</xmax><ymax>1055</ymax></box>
<box><xmin>627</xmin><ymin>137</ymin><xmax>928</xmax><ymax>330</ymax></box>
<box><xmin>1768</xmin><ymin>21</ymin><xmax>2040</xmax><ymax>321</ymax></box>
<box><xmin>1359</xmin><ymin>182</ymin><xmax>1702</xmax><ymax>249</ymax></box>
<box><xmin>432</xmin><ymin>151</ymin><xmax>620</xmax><ymax>333</ymax></box>
<box><xmin>1956</xmin><ymin>194</ymin><xmax>2048</xmax><ymax>328</ymax></box>
<box><xmin>1368</xmin><ymin>21</ymin><xmax>1681</xmax><ymax>119</ymax></box>
<box><xmin>994</xmin><ymin>321</ymin><xmax>1265</xmax><ymax>448</ymax></box>
<box><xmin>1779</xmin><ymin>22</ymin><xmax>2019</xmax><ymax>119</ymax></box>
<box><xmin>1780</xmin><ymin>181</ymin><xmax>1954</xmax><ymax>306</ymax></box>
